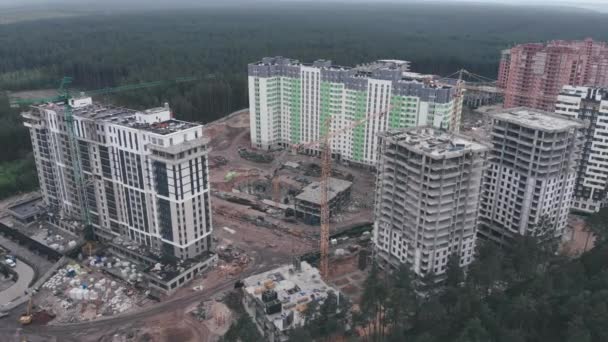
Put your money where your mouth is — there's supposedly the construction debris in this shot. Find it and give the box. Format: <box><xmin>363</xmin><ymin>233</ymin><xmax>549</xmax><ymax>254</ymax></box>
<box><xmin>38</xmin><ymin>263</ymin><xmax>146</xmax><ymax>323</ymax></box>
<box><xmin>215</xmin><ymin>245</ymin><xmax>251</xmax><ymax>276</ymax></box>
<box><xmin>238</xmin><ymin>147</ymin><xmax>274</xmax><ymax>163</ymax></box>
<box><xmin>209</xmin><ymin>155</ymin><xmax>229</xmax><ymax>168</ymax></box>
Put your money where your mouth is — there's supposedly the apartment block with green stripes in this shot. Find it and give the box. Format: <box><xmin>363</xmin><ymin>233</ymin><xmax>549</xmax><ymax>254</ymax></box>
<box><xmin>248</xmin><ymin>57</ymin><xmax>462</xmax><ymax>166</ymax></box>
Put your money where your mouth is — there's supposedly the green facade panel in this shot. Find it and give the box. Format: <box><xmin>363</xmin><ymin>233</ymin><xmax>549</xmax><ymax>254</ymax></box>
<box><xmin>352</xmin><ymin>91</ymin><xmax>367</xmax><ymax>162</ymax></box>
<box><xmin>320</xmin><ymin>82</ymin><xmax>331</xmax><ymax>137</ymax></box>
<box><xmin>289</xmin><ymin>78</ymin><xmax>301</xmax><ymax>143</ymax></box>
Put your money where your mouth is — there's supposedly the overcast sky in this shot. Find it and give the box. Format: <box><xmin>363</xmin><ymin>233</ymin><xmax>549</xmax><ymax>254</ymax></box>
<box><xmin>0</xmin><ymin>0</ymin><xmax>606</xmax><ymax>12</ymax></box>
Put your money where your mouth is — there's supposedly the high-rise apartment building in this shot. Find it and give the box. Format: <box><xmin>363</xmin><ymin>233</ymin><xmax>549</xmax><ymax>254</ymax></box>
<box><xmin>373</xmin><ymin>127</ymin><xmax>488</xmax><ymax>276</ymax></box>
<box><xmin>248</xmin><ymin>57</ymin><xmax>462</xmax><ymax>166</ymax></box>
<box><xmin>22</xmin><ymin>97</ymin><xmax>214</xmax><ymax>260</ymax></box>
<box><xmin>478</xmin><ymin>108</ymin><xmax>584</xmax><ymax>244</ymax></box>
<box><xmin>498</xmin><ymin>39</ymin><xmax>608</xmax><ymax>112</ymax></box>
<box><xmin>556</xmin><ymin>85</ymin><xmax>608</xmax><ymax>213</ymax></box>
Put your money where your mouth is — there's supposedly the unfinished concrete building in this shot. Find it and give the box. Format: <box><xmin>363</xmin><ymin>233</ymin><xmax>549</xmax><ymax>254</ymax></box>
<box><xmin>242</xmin><ymin>261</ymin><xmax>339</xmax><ymax>342</ymax></box>
<box><xmin>374</xmin><ymin>127</ymin><xmax>489</xmax><ymax>276</ymax></box>
<box><xmin>294</xmin><ymin>178</ymin><xmax>352</xmax><ymax>225</ymax></box>
<box><xmin>478</xmin><ymin>108</ymin><xmax>584</xmax><ymax>244</ymax></box>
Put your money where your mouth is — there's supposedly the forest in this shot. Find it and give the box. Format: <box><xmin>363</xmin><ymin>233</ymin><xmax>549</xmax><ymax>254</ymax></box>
<box><xmin>283</xmin><ymin>211</ymin><xmax>608</xmax><ymax>342</ymax></box>
<box><xmin>1</xmin><ymin>2</ymin><xmax>608</xmax><ymax>198</ymax></box>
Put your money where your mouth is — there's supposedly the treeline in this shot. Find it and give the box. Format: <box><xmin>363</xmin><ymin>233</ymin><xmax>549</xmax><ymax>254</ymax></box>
<box><xmin>2</xmin><ymin>3</ymin><xmax>608</xmax><ymax>124</ymax></box>
<box><xmin>0</xmin><ymin>3</ymin><xmax>607</xmax><ymax>198</ymax></box>
<box><xmin>0</xmin><ymin>93</ymin><xmax>37</xmax><ymax>199</ymax></box>
<box><xmin>289</xmin><ymin>217</ymin><xmax>608</xmax><ymax>342</ymax></box>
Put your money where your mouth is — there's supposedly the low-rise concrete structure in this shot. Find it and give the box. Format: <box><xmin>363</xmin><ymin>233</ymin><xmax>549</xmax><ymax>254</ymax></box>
<box><xmin>294</xmin><ymin>178</ymin><xmax>352</xmax><ymax>225</ymax></box>
<box><xmin>242</xmin><ymin>261</ymin><xmax>339</xmax><ymax>342</ymax></box>
<box><xmin>107</xmin><ymin>236</ymin><xmax>218</xmax><ymax>296</ymax></box>
<box><xmin>7</xmin><ymin>196</ymin><xmax>44</xmax><ymax>225</ymax></box>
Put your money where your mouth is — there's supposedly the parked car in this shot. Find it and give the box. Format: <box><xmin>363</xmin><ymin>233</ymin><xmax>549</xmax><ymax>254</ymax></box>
<box><xmin>4</xmin><ymin>258</ymin><xmax>16</xmax><ymax>268</ymax></box>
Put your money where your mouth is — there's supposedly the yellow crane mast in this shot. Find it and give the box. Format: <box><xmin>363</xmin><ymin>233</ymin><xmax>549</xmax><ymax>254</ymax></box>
<box><xmin>292</xmin><ymin>107</ymin><xmax>390</xmax><ymax>279</ymax></box>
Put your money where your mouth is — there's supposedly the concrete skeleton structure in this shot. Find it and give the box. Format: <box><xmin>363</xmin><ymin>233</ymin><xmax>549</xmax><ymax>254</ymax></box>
<box><xmin>498</xmin><ymin>39</ymin><xmax>608</xmax><ymax>112</ymax></box>
<box><xmin>478</xmin><ymin>108</ymin><xmax>584</xmax><ymax>244</ymax></box>
<box><xmin>373</xmin><ymin>127</ymin><xmax>489</xmax><ymax>276</ymax></box>
<box><xmin>242</xmin><ymin>261</ymin><xmax>339</xmax><ymax>342</ymax></box>
<box><xmin>22</xmin><ymin>97</ymin><xmax>214</xmax><ymax>261</ymax></box>
<box><xmin>556</xmin><ymin>85</ymin><xmax>608</xmax><ymax>213</ymax></box>
<box><xmin>294</xmin><ymin>177</ymin><xmax>352</xmax><ymax>225</ymax></box>
<box><xmin>248</xmin><ymin>57</ymin><xmax>462</xmax><ymax>166</ymax></box>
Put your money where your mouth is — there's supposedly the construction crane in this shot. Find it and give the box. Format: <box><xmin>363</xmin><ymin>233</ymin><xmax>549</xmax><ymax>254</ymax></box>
<box><xmin>11</xmin><ymin>76</ymin><xmax>199</xmax><ymax>247</ymax></box>
<box><xmin>438</xmin><ymin>69</ymin><xmax>569</xmax><ymax>105</ymax></box>
<box><xmin>290</xmin><ymin>107</ymin><xmax>390</xmax><ymax>279</ymax></box>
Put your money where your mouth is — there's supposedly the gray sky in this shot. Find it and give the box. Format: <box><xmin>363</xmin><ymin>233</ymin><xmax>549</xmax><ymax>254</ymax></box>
<box><xmin>0</xmin><ymin>0</ymin><xmax>606</xmax><ymax>12</ymax></box>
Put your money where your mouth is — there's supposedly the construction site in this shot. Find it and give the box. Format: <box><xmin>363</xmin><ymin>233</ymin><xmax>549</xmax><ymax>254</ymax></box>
<box><xmin>205</xmin><ymin>110</ymin><xmax>376</xmax><ymax>236</ymax></box>
<box><xmin>203</xmin><ymin>108</ymin><xmax>376</xmax><ymax>292</ymax></box>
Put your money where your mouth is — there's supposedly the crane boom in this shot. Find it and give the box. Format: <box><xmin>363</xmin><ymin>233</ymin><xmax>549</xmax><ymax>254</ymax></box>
<box><xmin>293</xmin><ymin>106</ymin><xmax>390</xmax><ymax>151</ymax></box>
<box><xmin>290</xmin><ymin>107</ymin><xmax>390</xmax><ymax>279</ymax></box>
<box><xmin>437</xmin><ymin>68</ymin><xmax>574</xmax><ymax>104</ymax></box>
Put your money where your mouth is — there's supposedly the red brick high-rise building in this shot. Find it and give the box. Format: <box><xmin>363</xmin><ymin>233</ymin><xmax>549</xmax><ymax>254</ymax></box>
<box><xmin>498</xmin><ymin>39</ymin><xmax>608</xmax><ymax>111</ymax></box>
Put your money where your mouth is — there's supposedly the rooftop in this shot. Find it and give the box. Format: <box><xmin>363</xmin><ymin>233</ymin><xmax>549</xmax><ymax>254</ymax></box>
<box><xmin>8</xmin><ymin>196</ymin><xmax>44</xmax><ymax>219</ymax></box>
<box><xmin>243</xmin><ymin>261</ymin><xmax>337</xmax><ymax>332</ymax></box>
<box><xmin>149</xmin><ymin>136</ymin><xmax>210</xmax><ymax>154</ymax></box>
<box><xmin>250</xmin><ymin>57</ymin><xmax>455</xmax><ymax>92</ymax></box>
<box><xmin>380</xmin><ymin>127</ymin><xmax>489</xmax><ymax>158</ymax></box>
<box><xmin>36</xmin><ymin>100</ymin><xmax>200</xmax><ymax>135</ymax></box>
<box><xmin>492</xmin><ymin>107</ymin><xmax>585</xmax><ymax>131</ymax></box>
<box><xmin>295</xmin><ymin>178</ymin><xmax>352</xmax><ymax>205</ymax></box>
<box><xmin>113</xmin><ymin>117</ymin><xmax>199</xmax><ymax>135</ymax></box>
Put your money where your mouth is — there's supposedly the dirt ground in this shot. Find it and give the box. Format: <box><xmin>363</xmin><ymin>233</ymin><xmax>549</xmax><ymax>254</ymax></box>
<box><xmin>98</xmin><ymin>310</ymin><xmax>213</xmax><ymax>342</ymax></box>
<box><xmin>204</xmin><ymin>110</ymin><xmax>376</xmax><ymax>239</ymax></box>
<box><xmin>561</xmin><ymin>214</ymin><xmax>595</xmax><ymax>257</ymax></box>
<box><xmin>327</xmin><ymin>253</ymin><xmax>368</xmax><ymax>304</ymax></box>
<box><xmin>201</xmin><ymin>109</ymin><xmax>375</xmax><ymax>311</ymax></box>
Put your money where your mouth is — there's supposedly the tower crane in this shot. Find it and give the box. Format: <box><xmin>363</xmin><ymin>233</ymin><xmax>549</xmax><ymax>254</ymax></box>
<box><xmin>12</xmin><ymin>76</ymin><xmax>200</xmax><ymax>246</ymax></box>
<box><xmin>438</xmin><ymin>69</ymin><xmax>569</xmax><ymax>106</ymax></box>
<box><xmin>290</xmin><ymin>107</ymin><xmax>390</xmax><ymax>279</ymax></box>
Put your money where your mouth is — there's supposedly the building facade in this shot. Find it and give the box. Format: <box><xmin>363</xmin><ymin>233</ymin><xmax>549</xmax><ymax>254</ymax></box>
<box><xmin>22</xmin><ymin>97</ymin><xmax>214</xmax><ymax>260</ymax></box>
<box><xmin>248</xmin><ymin>57</ymin><xmax>462</xmax><ymax>166</ymax></box>
<box><xmin>556</xmin><ymin>86</ymin><xmax>608</xmax><ymax>213</ymax></box>
<box><xmin>373</xmin><ymin>127</ymin><xmax>488</xmax><ymax>276</ymax></box>
<box><xmin>478</xmin><ymin>108</ymin><xmax>584</xmax><ymax>244</ymax></box>
<box><xmin>498</xmin><ymin>39</ymin><xmax>608</xmax><ymax>112</ymax></box>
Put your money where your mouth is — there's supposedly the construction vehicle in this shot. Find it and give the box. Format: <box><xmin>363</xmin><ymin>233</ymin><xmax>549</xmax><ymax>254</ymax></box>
<box><xmin>18</xmin><ymin>297</ymin><xmax>33</xmax><ymax>325</ymax></box>
<box><xmin>11</xmin><ymin>76</ymin><xmax>200</xmax><ymax>248</ymax></box>
<box><xmin>289</xmin><ymin>107</ymin><xmax>390</xmax><ymax>279</ymax></box>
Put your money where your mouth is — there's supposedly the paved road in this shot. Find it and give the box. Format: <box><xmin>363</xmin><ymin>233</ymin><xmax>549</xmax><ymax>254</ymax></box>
<box><xmin>0</xmin><ymin>259</ymin><xmax>34</xmax><ymax>309</ymax></box>
<box><xmin>0</xmin><ymin>260</ymin><xmax>278</xmax><ymax>341</ymax></box>
<box><xmin>0</xmin><ymin>258</ymin><xmax>274</xmax><ymax>341</ymax></box>
<box><xmin>0</xmin><ymin>234</ymin><xmax>54</xmax><ymax>277</ymax></box>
